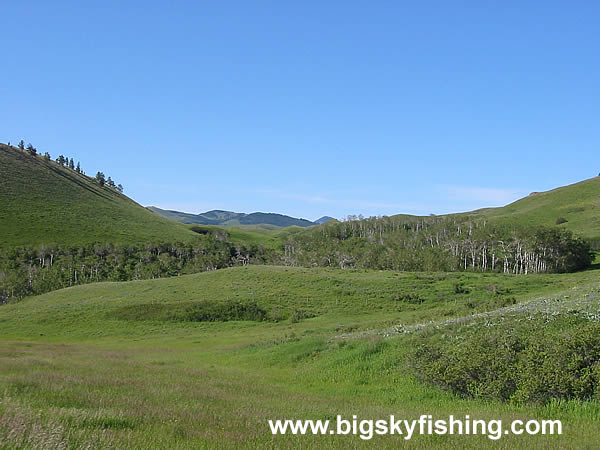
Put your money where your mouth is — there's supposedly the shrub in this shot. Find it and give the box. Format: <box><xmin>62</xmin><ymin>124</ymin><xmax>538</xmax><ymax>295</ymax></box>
<box><xmin>454</xmin><ymin>282</ymin><xmax>470</xmax><ymax>294</ymax></box>
<box><xmin>394</xmin><ymin>293</ymin><xmax>425</xmax><ymax>304</ymax></box>
<box><xmin>408</xmin><ymin>316</ymin><xmax>600</xmax><ymax>404</ymax></box>
<box><xmin>109</xmin><ymin>300</ymin><xmax>269</xmax><ymax>322</ymax></box>
<box><xmin>556</xmin><ymin>217</ymin><xmax>568</xmax><ymax>225</ymax></box>
<box><xmin>290</xmin><ymin>309</ymin><xmax>316</xmax><ymax>323</ymax></box>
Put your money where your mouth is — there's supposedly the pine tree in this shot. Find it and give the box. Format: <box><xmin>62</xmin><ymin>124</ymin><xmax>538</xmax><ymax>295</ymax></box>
<box><xmin>26</xmin><ymin>143</ymin><xmax>37</xmax><ymax>155</ymax></box>
<box><xmin>76</xmin><ymin>162</ymin><xmax>81</xmax><ymax>173</ymax></box>
<box><xmin>95</xmin><ymin>172</ymin><xmax>106</xmax><ymax>186</ymax></box>
<box><xmin>69</xmin><ymin>159</ymin><xmax>74</xmax><ymax>170</ymax></box>
<box><xmin>18</xmin><ymin>140</ymin><xmax>25</xmax><ymax>150</ymax></box>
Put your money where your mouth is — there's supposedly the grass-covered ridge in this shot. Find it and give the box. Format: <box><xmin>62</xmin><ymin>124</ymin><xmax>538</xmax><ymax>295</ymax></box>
<box><xmin>0</xmin><ymin>144</ymin><xmax>199</xmax><ymax>247</ymax></box>
<box><xmin>472</xmin><ymin>177</ymin><xmax>600</xmax><ymax>242</ymax></box>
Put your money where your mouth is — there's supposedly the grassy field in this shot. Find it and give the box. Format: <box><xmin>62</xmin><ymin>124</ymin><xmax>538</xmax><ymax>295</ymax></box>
<box><xmin>0</xmin><ymin>145</ymin><xmax>199</xmax><ymax>247</ymax></box>
<box><xmin>1</xmin><ymin>265</ymin><xmax>599</xmax><ymax>448</ymax></box>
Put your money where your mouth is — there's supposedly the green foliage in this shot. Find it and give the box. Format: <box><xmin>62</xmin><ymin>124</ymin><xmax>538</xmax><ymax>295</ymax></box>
<box><xmin>0</xmin><ymin>240</ymin><xmax>278</xmax><ymax>303</ymax></box>
<box><xmin>453</xmin><ymin>282</ymin><xmax>470</xmax><ymax>294</ymax></box>
<box><xmin>289</xmin><ymin>309</ymin><xmax>316</xmax><ymax>323</ymax></box>
<box><xmin>109</xmin><ymin>300</ymin><xmax>269</xmax><ymax>322</ymax></box>
<box><xmin>394</xmin><ymin>293</ymin><xmax>424</xmax><ymax>304</ymax></box>
<box><xmin>285</xmin><ymin>216</ymin><xmax>592</xmax><ymax>274</ymax></box>
<box><xmin>95</xmin><ymin>171</ymin><xmax>105</xmax><ymax>186</ymax></box>
<box><xmin>556</xmin><ymin>216</ymin><xmax>568</xmax><ymax>224</ymax></box>
<box><xmin>408</xmin><ymin>314</ymin><xmax>600</xmax><ymax>404</ymax></box>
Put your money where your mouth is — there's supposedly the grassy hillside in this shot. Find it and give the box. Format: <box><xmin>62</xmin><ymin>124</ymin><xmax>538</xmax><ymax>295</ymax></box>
<box><xmin>371</xmin><ymin>177</ymin><xmax>600</xmax><ymax>242</ymax></box>
<box><xmin>471</xmin><ymin>177</ymin><xmax>600</xmax><ymax>241</ymax></box>
<box><xmin>191</xmin><ymin>224</ymin><xmax>305</xmax><ymax>250</ymax></box>
<box><xmin>149</xmin><ymin>206</ymin><xmax>316</xmax><ymax>228</ymax></box>
<box><xmin>0</xmin><ymin>145</ymin><xmax>199</xmax><ymax>247</ymax></box>
<box><xmin>1</xmin><ymin>265</ymin><xmax>599</xmax><ymax>448</ymax></box>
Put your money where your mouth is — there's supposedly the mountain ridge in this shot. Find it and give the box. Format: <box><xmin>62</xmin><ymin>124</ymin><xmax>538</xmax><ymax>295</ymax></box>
<box><xmin>147</xmin><ymin>206</ymin><xmax>330</xmax><ymax>228</ymax></box>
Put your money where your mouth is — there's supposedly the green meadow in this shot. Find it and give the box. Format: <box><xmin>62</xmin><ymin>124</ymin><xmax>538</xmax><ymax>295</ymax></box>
<box><xmin>2</xmin><ymin>145</ymin><xmax>600</xmax><ymax>448</ymax></box>
<box><xmin>1</xmin><ymin>266</ymin><xmax>599</xmax><ymax>448</ymax></box>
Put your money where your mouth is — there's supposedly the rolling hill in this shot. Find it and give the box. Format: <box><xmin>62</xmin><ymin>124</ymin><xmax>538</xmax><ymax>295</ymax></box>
<box><xmin>1</xmin><ymin>265</ymin><xmax>599</xmax><ymax>447</ymax></box>
<box><xmin>148</xmin><ymin>206</ymin><xmax>318</xmax><ymax>228</ymax></box>
<box><xmin>0</xmin><ymin>144</ymin><xmax>199</xmax><ymax>247</ymax></box>
<box><xmin>470</xmin><ymin>177</ymin><xmax>600</xmax><ymax>241</ymax></box>
<box><xmin>362</xmin><ymin>177</ymin><xmax>600</xmax><ymax>242</ymax></box>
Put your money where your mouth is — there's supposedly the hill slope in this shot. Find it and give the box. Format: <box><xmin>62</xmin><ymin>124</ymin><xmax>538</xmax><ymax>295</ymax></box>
<box><xmin>148</xmin><ymin>206</ymin><xmax>316</xmax><ymax>228</ymax></box>
<box><xmin>471</xmin><ymin>177</ymin><xmax>600</xmax><ymax>241</ymax></box>
<box><xmin>372</xmin><ymin>177</ymin><xmax>600</xmax><ymax>242</ymax></box>
<box><xmin>0</xmin><ymin>145</ymin><xmax>199</xmax><ymax>247</ymax></box>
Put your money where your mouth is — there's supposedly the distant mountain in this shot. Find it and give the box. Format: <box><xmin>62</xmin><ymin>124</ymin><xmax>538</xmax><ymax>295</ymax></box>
<box><xmin>148</xmin><ymin>206</ymin><xmax>319</xmax><ymax>228</ymax></box>
<box><xmin>314</xmin><ymin>216</ymin><xmax>335</xmax><ymax>224</ymax></box>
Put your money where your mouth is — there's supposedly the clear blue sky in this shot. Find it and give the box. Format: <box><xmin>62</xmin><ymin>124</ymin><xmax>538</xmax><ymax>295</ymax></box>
<box><xmin>2</xmin><ymin>1</ymin><xmax>598</xmax><ymax>221</ymax></box>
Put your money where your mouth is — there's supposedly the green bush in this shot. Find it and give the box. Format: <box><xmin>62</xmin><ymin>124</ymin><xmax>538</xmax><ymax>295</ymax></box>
<box><xmin>408</xmin><ymin>316</ymin><xmax>600</xmax><ymax>404</ymax></box>
<box><xmin>454</xmin><ymin>282</ymin><xmax>470</xmax><ymax>294</ymax></box>
<box><xmin>109</xmin><ymin>300</ymin><xmax>269</xmax><ymax>322</ymax></box>
<box><xmin>394</xmin><ymin>293</ymin><xmax>425</xmax><ymax>304</ymax></box>
<box><xmin>290</xmin><ymin>309</ymin><xmax>316</xmax><ymax>323</ymax></box>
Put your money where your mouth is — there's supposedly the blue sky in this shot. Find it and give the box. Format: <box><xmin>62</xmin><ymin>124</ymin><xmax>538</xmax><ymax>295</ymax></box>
<box><xmin>2</xmin><ymin>1</ymin><xmax>599</xmax><ymax>221</ymax></box>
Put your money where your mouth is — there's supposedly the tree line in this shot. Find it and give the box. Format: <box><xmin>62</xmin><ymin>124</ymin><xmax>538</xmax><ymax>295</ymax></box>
<box><xmin>0</xmin><ymin>236</ymin><xmax>276</xmax><ymax>304</ymax></box>
<box><xmin>282</xmin><ymin>215</ymin><xmax>593</xmax><ymax>273</ymax></box>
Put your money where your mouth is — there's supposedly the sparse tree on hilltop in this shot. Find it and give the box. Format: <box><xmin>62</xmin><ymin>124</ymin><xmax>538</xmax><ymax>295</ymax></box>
<box><xmin>57</xmin><ymin>155</ymin><xmax>65</xmax><ymax>166</ymax></box>
<box><xmin>76</xmin><ymin>161</ymin><xmax>81</xmax><ymax>173</ymax></box>
<box><xmin>18</xmin><ymin>140</ymin><xmax>25</xmax><ymax>150</ymax></box>
<box><xmin>26</xmin><ymin>143</ymin><xmax>37</xmax><ymax>155</ymax></box>
<box><xmin>117</xmin><ymin>184</ymin><xmax>124</xmax><ymax>193</ymax></box>
<box><xmin>107</xmin><ymin>176</ymin><xmax>116</xmax><ymax>188</ymax></box>
<box><xmin>95</xmin><ymin>171</ymin><xmax>106</xmax><ymax>186</ymax></box>
<box><xmin>69</xmin><ymin>158</ymin><xmax>74</xmax><ymax>170</ymax></box>
<box><xmin>44</xmin><ymin>152</ymin><xmax>51</xmax><ymax>161</ymax></box>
